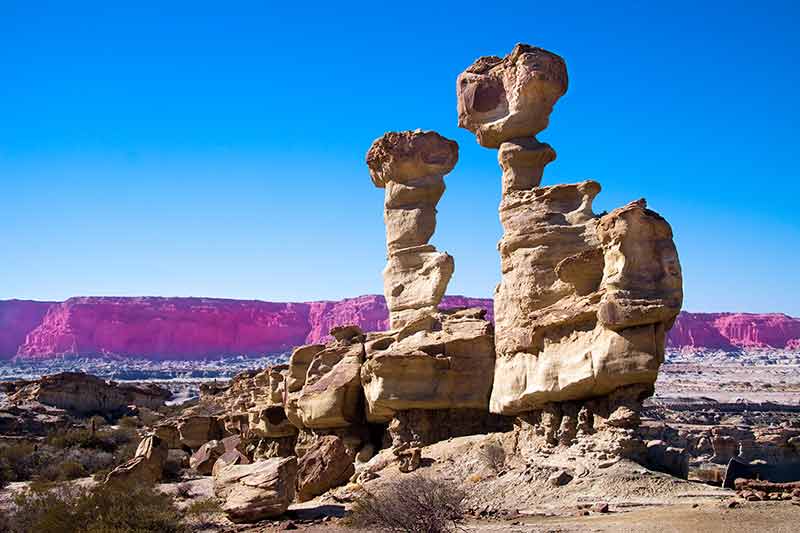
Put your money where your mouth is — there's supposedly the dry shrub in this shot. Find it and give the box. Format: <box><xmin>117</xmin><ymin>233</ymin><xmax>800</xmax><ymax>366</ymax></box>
<box><xmin>480</xmin><ymin>441</ymin><xmax>506</xmax><ymax>473</ymax></box>
<box><xmin>347</xmin><ymin>474</ymin><xmax>466</xmax><ymax>533</ymax></box>
<box><xmin>185</xmin><ymin>497</ymin><xmax>223</xmax><ymax>528</ymax></box>
<box><xmin>7</xmin><ymin>480</ymin><xmax>187</xmax><ymax>533</ymax></box>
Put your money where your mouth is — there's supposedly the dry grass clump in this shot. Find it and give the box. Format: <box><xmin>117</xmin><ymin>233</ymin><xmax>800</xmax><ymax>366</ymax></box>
<box><xmin>347</xmin><ymin>474</ymin><xmax>467</xmax><ymax>533</ymax></box>
<box><xmin>2</xmin><ymin>480</ymin><xmax>187</xmax><ymax>533</ymax></box>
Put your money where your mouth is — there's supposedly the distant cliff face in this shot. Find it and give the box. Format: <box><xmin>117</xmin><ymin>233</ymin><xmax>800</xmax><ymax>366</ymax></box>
<box><xmin>0</xmin><ymin>300</ymin><xmax>55</xmax><ymax>358</ymax></box>
<box><xmin>666</xmin><ymin>312</ymin><xmax>800</xmax><ymax>351</ymax></box>
<box><xmin>16</xmin><ymin>297</ymin><xmax>311</xmax><ymax>361</ymax></box>
<box><xmin>0</xmin><ymin>296</ymin><xmax>796</xmax><ymax>360</ymax></box>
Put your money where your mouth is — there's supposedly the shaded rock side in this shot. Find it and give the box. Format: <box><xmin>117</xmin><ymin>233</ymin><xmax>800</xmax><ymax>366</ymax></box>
<box><xmin>213</xmin><ymin>456</ymin><xmax>298</xmax><ymax>523</ymax></box>
<box><xmin>286</xmin><ymin>331</ymin><xmax>365</xmax><ymax>429</ymax></box>
<box><xmin>105</xmin><ymin>435</ymin><xmax>168</xmax><ymax>484</ymax></box>
<box><xmin>296</xmin><ymin>435</ymin><xmax>355</xmax><ymax>502</ymax></box>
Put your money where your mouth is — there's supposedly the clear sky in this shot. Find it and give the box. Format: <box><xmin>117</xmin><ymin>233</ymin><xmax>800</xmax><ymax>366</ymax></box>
<box><xmin>1</xmin><ymin>1</ymin><xmax>798</xmax><ymax>315</ymax></box>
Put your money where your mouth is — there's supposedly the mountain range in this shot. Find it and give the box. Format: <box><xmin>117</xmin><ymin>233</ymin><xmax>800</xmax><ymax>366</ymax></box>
<box><xmin>1</xmin><ymin>295</ymin><xmax>798</xmax><ymax>360</ymax></box>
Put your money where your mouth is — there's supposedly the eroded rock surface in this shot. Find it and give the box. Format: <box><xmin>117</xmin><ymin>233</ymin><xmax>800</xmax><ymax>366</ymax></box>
<box><xmin>366</xmin><ymin>130</ymin><xmax>458</xmax><ymax>329</ymax></box>
<box><xmin>457</xmin><ymin>44</ymin><xmax>683</xmax><ymax>414</ymax></box>
<box><xmin>213</xmin><ymin>456</ymin><xmax>298</xmax><ymax>523</ymax></box>
<box><xmin>361</xmin><ymin>308</ymin><xmax>496</xmax><ymax>422</ymax></box>
<box><xmin>6</xmin><ymin>372</ymin><xmax>170</xmax><ymax>415</ymax></box>
<box><xmin>105</xmin><ymin>434</ymin><xmax>168</xmax><ymax>484</ymax></box>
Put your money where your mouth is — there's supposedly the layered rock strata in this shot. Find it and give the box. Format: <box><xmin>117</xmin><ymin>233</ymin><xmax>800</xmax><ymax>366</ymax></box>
<box><xmin>360</xmin><ymin>307</ymin><xmax>497</xmax><ymax>423</ymax></box>
<box><xmin>366</xmin><ymin>130</ymin><xmax>458</xmax><ymax>329</ymax></box>
<box><xmin>457</xmin><ymin>43</ymin><xmax>683</xmax><ymax>414</ymax></box>
<box><xmin>6</xmin><ymin>372</ymin><xmax>170</xmax><ymax>415</ymax></box>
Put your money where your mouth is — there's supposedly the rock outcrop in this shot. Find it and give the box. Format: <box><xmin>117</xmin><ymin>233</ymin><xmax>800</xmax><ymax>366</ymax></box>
<box><xmin>366</xmin><ymin>130</ymin><xmax>459</xmax><ymax>329</ymax></box>
<box><xmin>4</xmin><ymin>295</ymin><xmax>795</xmax><ymax>360</ymax></box>
<box><xmin>6</xmin><ymin>372</ymin><xmax>170</xmax><ymax>415</ymax></box>
<box><xmin>667</xmin><ymin>312</ymin><xmax>800</xmax><ymax>351</ymax></box>
<box><xmin>457</xmin><ymin>43</ymin><xmax>683</xmax><ymax>415</ymax></box>
<box><xmin>361</xmin><ymin>307</ymin><xmax>496</xmax><ymax>422</ymax></box>
<box><xmin>0</xmin><ymin>299</ymin><xmax>54</xmax><ymax>359</ymax></box>
<box><xmin>213</xmin><ymin>456</ymin><xmax>298</xmax><ymax>523</ymax></box>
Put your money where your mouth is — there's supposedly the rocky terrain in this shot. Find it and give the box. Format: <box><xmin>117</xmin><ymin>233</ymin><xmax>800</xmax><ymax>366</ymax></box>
<box><xmin>0</xmin><ymin>43</ymin><xmax>798</xmax><ymax>533</ymax></box>
<box><xmin>1</xmin><ymin>295</ymin><xmax>797</xmax><ymax>360</ymax></box>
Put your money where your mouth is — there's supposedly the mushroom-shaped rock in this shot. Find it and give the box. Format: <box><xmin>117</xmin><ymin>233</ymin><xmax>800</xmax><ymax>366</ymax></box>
<box><xmin>366</xmin><ymin>130</ymin><xmax>459</xmax><ymax>329</ymax></box>
<box><xmin>457</xmin><ymin>44</ymin><xmax>683</xmax><ymax>415</ymax></box>
<box><xmin>457</xmin><ymin>43</ymin><xmax>568</xmax><ymax>148</ymax></box>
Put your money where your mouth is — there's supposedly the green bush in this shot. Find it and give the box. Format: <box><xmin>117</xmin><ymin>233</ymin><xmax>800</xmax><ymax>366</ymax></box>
<box><xmin>8</xmin><ymin>481</ymin><xmax>188</xmax><ymax>533</ymax></box>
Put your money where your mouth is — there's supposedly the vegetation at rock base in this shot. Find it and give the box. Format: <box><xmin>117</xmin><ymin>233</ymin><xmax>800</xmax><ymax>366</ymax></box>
<box><xmin>347</xmin><ymin>474</ymin><xmax>467</xmax><ymax>533</ymax></box>
<box><xmin>0</xmin><ymin>426</ymin><xmax>138</xmax><ymax>485</ymax></box>
<box><xmin>0</xmin><ymin>480</ymin><xmax>187</xmax><ymax>533</ymax></box>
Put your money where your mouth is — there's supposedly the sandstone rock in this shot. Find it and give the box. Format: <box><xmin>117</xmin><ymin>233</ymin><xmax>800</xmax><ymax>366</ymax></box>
<box><xmin>296</xmin><ymin>435</ymin><xmax>355</xmax><ymax>502</ymax></box>
<box><xmin>7</xmin><ymin>372</ymin><xmax>170</xmax><ymax>415</ymax></box>
<box><xmin>366</xmin><ymin>130</ymin><xmax>458</xmax><ymax>329</ymax></box>
<box><xmin>395</xmin><ymin>446</ymin><xmax>422</xmax><ymax>473</ymax></box>
<box><xmin>294</xmin><ymin>427</ymin><xmax>366</xmax><ymax>461</ymax></box>
<box><xmin>457</xmin><ymin>44</ymin><xmax>682</xmax><ymax>415</ymax></box>
<box><xmin>457</xmin><ymin>43</ymin><xmax>568</xmax><ymax>149</ymax></box>
<box><xmin>190</xmin><ymin>439</ymin><xmax>227</xmax><ymax>475</ymax></box>
<box><xmin>105</xmin><ymin>435</ymin><xmax>167</xmax><ymax>484</ymax></box>
<box><xmin>249</xmin><ymin>405</ymin><xmax>297</xmax><ymax>438</ymax></box>
<box><xmin>178</xmin><ymin>415</ymin><xmax>224</xmax><ymax>450</ymax></box>
<box><xmin>214</xmin><ymin>456</ymin><xmax>298</xmax><ymax>523</ymax></box>
<box><xmin>386</xmin><ymin>408</ymin><xmax>512</xmax><ymax>448</ymax></box>
<box><xmin>361</xmin><ymin>310</ymin><xmax>496</xmax><ymax>422</ymax></box>
<box><xmin>287</xmin><ymin>341</ymin><xmax>364</xmax><ymax>429</ymax></box>
<box><xmin>287</xmin><ymin>344</ymin><xmax>325</xmax><ymax>393</ymax></box>
<box><xmin>646</xmin><ymin>440</ymin><xmax>689</xmax><ymax>479</ymax></box>
<box><xmin>213</xmin><ymin>448</ymin><xmax>251</xmax><ymax>477</ymax></box>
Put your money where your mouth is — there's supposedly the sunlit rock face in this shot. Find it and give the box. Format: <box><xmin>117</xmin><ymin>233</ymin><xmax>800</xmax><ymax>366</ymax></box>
<box><xmin>457</xmin><ymin>43</ymin><xmax>568</xmax><ymax>149</ymax></box>
<box><xmin>366</xmin><ymin>130</ymin><xmax>458</xmax><ymax>330</ymax></box>
<box><xmin>457</xmin><ymin>43</ymin><xmax>683</xmax><ymax>415</ymax></box>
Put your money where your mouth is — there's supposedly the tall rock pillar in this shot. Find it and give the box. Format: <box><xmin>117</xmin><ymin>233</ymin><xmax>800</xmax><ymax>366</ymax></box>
<box><xmin>457</xmin><ymin>44</ymin><xmax>683</xmax><ymax>416</ymax></box>
<box><xmin>366</xmin><ymin>130</ymin><xmax>459</xmax><ymax>329</ymax></box>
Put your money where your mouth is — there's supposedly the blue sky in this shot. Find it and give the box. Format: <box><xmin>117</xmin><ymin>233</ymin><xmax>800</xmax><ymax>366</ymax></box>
<box><xmin>1</xmin><ymin>1</ymin><xmax>798</xmax><ymax>315</ymax></box>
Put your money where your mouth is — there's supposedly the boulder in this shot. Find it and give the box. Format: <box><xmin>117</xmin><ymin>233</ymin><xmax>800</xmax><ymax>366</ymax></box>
<box><xmin>213</xmin><ymin>448</ymin><xmax>251</xmax><ymax>477</ymax></box>
<box><xmin>296</xmin><ymin>435</ymin><xmax>355</xmax><ymax>502</ymax></box>
<box><xmin>214</xmin><ymin>457</ymin><xmax>298</xmax><ymax>523</ymax></box>
<box><xmin>178</xmin><ymin>415</ymin><xmax>224</xmax><ymax>450</ymax></box>
<box><xmin>190</xmin><ymin>439</ymin><xmax>226</xmax><ymax>475</ymax></box>
<box><xmin>287</xmin><ymin>344</ymin><xmax>325</xmax><ymax>393</ymax></box>
<box><xmin>105</xmin><ymin>435</ymin><xmax>167</xmax><ymax>484</ymax></box>
<box><xmin>456</xmin><ymin>43</ymin><xmax>568</xmax><ymax>149</ymax></box>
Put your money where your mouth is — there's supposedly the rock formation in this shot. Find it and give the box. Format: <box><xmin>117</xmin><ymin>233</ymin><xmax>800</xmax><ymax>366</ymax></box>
<box><xmin>105</xmin><ymin>434</ymin><xmax>168</xmax><ymax>484</ymax></box>
<box><xmin>4</xmin><ymin>296</ymin><xmax>795</xmax><ymax>360</ymax></box>
<box><xmin>360</xmin><ymin>307</ymin><xmax>496</xmax><ymax>424</ymax></box>
<box><xmin>366</xmin><ymin>130</ymin><xmax>459</xmax><ymax>329</ymax></box>
<box><xmin>457</xmin><ymin>43</ymin><xmax>683</xmax><ymax>415</ymax></box>
<box><xmin>6</xmin><ymin>372</ymin><xmax>170</xmax><ymax>415</ymax></box>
